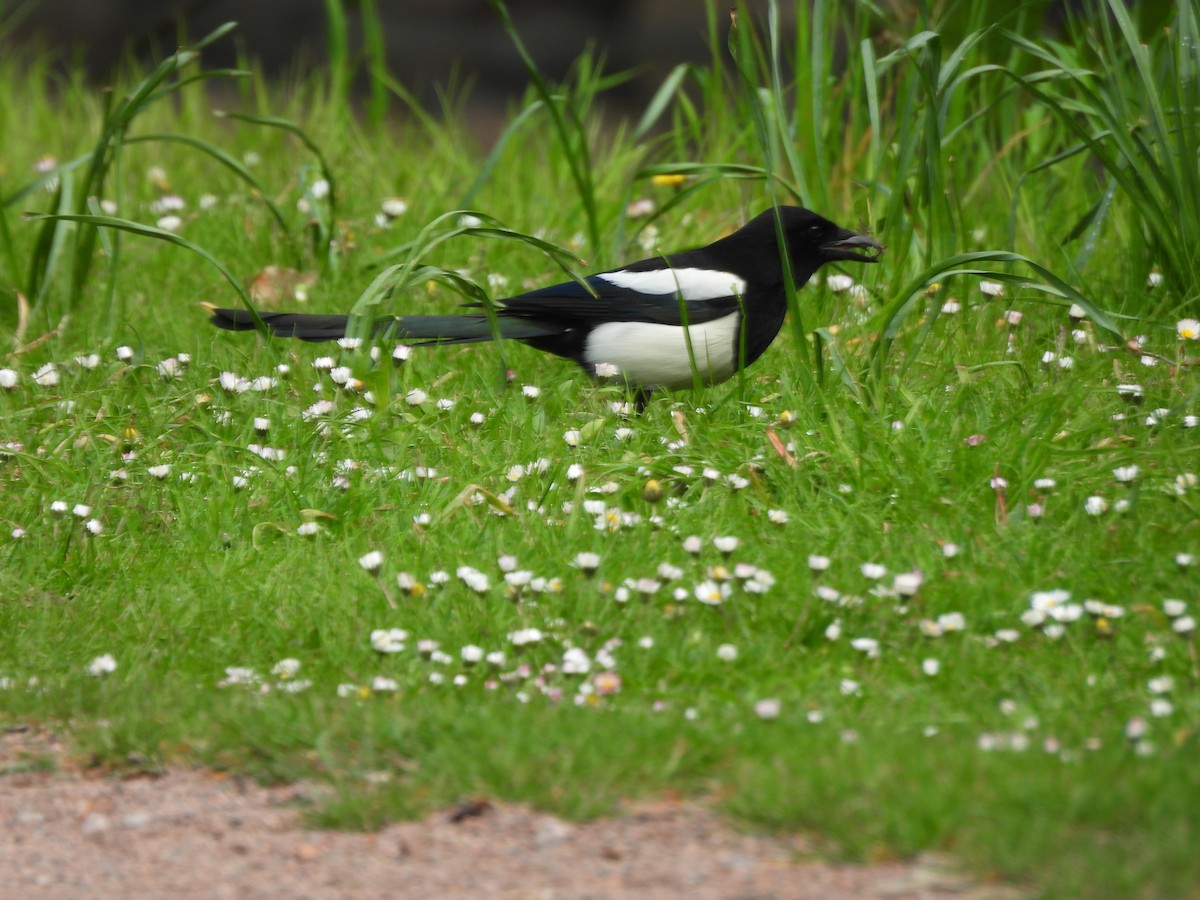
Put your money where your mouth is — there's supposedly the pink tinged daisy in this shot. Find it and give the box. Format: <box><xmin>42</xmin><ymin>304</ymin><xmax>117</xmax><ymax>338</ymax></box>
<box><xmin>626</xmin><ymin>197</ymin><xmax>654</xmax><ymax>219</ymax></box>
<box><xmin>592</xmin><ymin>672</ymin><xmax>621</xmax><ymax>695</ymax></box>
<box><xmin>1125</xmin><ymin>717</ymin><xmax>1148</xmax><ymax>741</ymax></box>
<box><xmin>754</xmin><ymin>698</ymin><xmax>781</xmax><ymax>720</ymax></box>
<box><xmin>826</xmin><ymin>273</ymin><xmax>855</xmax><ymax>292</ymax></box>
<box><xmin>635</xmin><ymin>578</ymin><xmax>661</xmax><ymax>597</ymax></box>
<box><xmin>682</xmin><ymin>535</ymin><xmax>703</xmax><ymax>555</ymax></box>
<box><xmin>562</xmin><ymin>648</ymin><xmax>591</xmax><ymax>675</ymax></box>
<box><xmin>156</xmin><ymin>357</ymin><xmax>184</xmax><ymax>380</ymax></box>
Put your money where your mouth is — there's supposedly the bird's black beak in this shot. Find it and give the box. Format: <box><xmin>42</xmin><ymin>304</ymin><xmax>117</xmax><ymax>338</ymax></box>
<box><xmin>822</xmin><ymin>229</ymin><xmax>884</xmax><ymax>263</ymax></box>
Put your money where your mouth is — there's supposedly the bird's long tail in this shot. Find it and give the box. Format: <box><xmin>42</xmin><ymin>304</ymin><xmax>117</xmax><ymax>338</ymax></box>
<box><xmin>205</xmin><ymin>306</ymin><xmax>556</xmax><ymax>345</ymax></box>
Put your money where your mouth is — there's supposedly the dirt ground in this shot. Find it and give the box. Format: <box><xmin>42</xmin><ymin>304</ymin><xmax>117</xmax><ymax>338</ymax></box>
<box><xmin>1</xmin><ymin>727</ymin><xmax>1026</xmax><ymax>900</ymax></box>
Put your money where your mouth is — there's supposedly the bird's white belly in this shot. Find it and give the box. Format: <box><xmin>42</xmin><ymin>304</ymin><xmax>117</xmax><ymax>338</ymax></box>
<box><xmin>582</xmin><ymin>313</ymin><xmax>741</xmax><ymax>390</ymax></box>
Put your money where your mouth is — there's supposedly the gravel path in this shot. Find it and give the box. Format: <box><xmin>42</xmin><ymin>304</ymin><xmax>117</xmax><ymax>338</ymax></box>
<box><xmin>1</xmin><ymin>728</ymin><xmax>1024</xmax><ymax>899</ymax></box>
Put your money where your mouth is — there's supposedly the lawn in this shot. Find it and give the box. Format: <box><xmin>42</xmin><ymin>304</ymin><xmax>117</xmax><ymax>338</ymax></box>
<box><xmin>1</xmin><ymin>2</ymin><xmax>1198</xmax><ymax>897</ymax></box>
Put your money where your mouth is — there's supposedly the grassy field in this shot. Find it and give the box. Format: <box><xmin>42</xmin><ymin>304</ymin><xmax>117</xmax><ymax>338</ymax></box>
<box><xmin>2</xmin><ymin>1</ymin><xmax>1198</xmax><ymax>896</ymax></box>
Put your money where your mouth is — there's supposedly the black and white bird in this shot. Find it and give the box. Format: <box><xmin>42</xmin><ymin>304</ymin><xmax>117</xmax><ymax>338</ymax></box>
<box><xmin>209</xmin><ymin>206</ymin><xmax>882</xmax><ymax>404</ymax></box>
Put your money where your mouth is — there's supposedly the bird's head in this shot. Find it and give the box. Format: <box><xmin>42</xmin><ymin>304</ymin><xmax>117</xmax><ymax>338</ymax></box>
<box><xmin>778</xmin><ymin>206</ymin><xmax>884</xmax><ymax>265</ymax></box>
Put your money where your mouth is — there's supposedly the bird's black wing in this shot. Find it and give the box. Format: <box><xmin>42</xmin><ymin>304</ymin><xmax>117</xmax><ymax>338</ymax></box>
<box><xmin>491</xmin><ymin>272</ymin><xmax>743</xmax><ymax>328</ymax></box>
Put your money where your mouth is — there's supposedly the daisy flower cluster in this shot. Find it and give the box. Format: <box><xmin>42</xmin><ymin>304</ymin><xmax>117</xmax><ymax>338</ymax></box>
<box><xmin>0</xmin><ymin>249</ymin><xmax>1195</xmax><ymax>772</ymax></box>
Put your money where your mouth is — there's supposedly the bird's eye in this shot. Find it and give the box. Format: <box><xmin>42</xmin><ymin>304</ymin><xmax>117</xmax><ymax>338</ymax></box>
<box><xmin>808</xmin><ymin>224</ymin><xmax>824</xmax><ymax>237</ymax></box>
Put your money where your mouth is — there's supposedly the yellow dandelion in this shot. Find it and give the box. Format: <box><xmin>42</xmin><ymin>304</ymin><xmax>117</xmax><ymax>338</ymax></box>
<box><xmin>651</xmin><ymin>173</ymin><xmax>688</xmax><ymax>187</ymax></box>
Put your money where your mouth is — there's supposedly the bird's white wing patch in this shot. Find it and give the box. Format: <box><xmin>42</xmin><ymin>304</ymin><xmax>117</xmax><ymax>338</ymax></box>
<box><xmin>583</xmin><ymin>313</ymin><xmax>741</xmax><ymax>391</ymax></box>
<box><xmin>597</xmin><ymin>267</ymin><xmax>747</xmax><ymax>301</ymax></box>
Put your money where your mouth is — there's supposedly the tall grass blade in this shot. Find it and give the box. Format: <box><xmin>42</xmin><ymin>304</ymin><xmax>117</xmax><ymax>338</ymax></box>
<box><xmin>487</xmin><ymin>0</ymin><xmax>600</xmax><ymax>252</ymax></box>
<box><xmin>28</xmin><ymin>213</ymin><xmax>258</xmax><ymax>322</ymax></box>
<box><xmin>125</xmin><ymin>134</ymin><xmax>300</xmax><ymax>265</ymax></box>
<box><xmin>216</xmin><ymin>110</ymin><xmax>338</xmax><ymax>271</ymax></box>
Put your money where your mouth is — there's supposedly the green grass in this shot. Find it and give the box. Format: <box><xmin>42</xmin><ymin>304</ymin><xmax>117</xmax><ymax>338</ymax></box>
<box><xmin>1</xmin><ymin>2</ymin><xmax>1199</xmax><ymax>897</ymax></box>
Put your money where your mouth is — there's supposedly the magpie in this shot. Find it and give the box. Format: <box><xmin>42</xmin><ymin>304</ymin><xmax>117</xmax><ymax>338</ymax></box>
<box><xmin>208</xmin><ymin>206</ymin><xmax>882</xmax><ymax>404</ymax></box>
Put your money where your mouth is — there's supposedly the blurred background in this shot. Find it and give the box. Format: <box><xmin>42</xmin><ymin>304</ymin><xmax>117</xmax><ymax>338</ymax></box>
<box><xmin>6</xmin><ymin>0</ymin><xmax>767</xmax><ymax>127</ymax></box>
